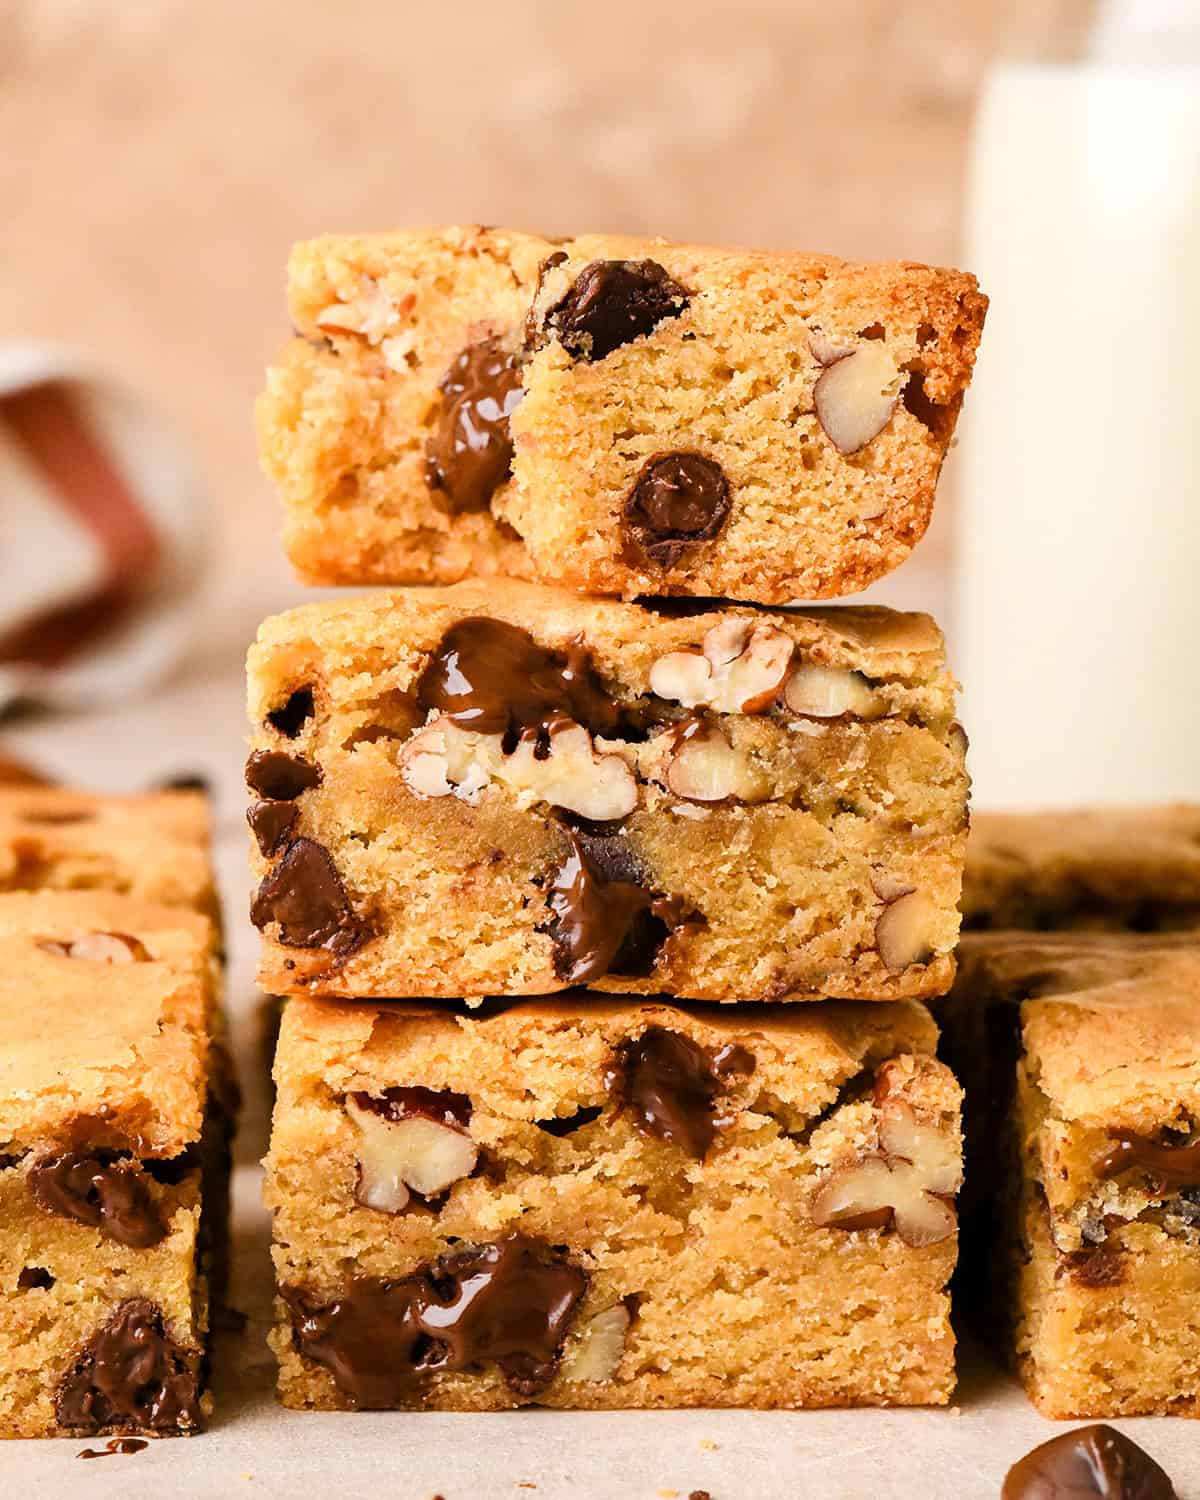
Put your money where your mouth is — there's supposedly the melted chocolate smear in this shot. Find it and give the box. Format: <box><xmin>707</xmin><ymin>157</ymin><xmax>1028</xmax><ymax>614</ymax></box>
<box><xmin>545</xmin><ymin>259</ymin><xmax>690</xmax><ymax>362</ymax></box>
<box><xmin>267</xmin><ymin>687</ymin><xmax>314</xmax><ymax>738</ymax></box>
<box><xmin>79</xmin><ymin>1437</ymin><xmax>149</xmax><ymax>1459</ymax></box>
<box><xmin>1094</xmin><ymin>1133</ymin><xmax>1200</xmax><ymax>1189</ymax></box>
<box><xmin>1063</xmin><ymin>1245</ymin><xmax>1126</xmax><ymax>1289</ymax></box>
<box><xmin>245</xmin><ymin>750</ymin><xmax>321</xmax><ymax>801</ymax></box>
<box><xmin>544</xmin><ymin>827</ymin><xmax>690</xmax><ymax>985</ymax></box>
<box><xmin>416</xmin><ymin>617</ymin><xmax>624</xmax><ymax>740</ymax></box>
<box><xmin>18</xmin><ymin>1266</ymin><xmax>54</xmax><ymax>1290</ymax></box>
<box><xmin>424</xmin><ymin>337</ymin><xmax>524</xmax><ymax>514</ymax></box>
<box><xmin>624</xmin><ymin>452</ymin><xmax>731</xmax><ymax>568</ymax></box>
<box><xmin>606</xmin><ymin>1026</ymin><xmax>730</xmax><ymax>1159</ymax></box>
<box><xmin>29</xmin><ymin>1151</ymin><xmax>166</xmax><ymax>1249</ymax></box>
<box><xmin>248</xmin><ymin>799</ymin><xmax>298</xmax><ymax>857</ymax></box>
<box><xmin>284</xmin><ymin>1234</ymin><xmax>587</xmax><ymax>1407</ymax></box>
<box><xmin>350</xmin><ymin>1086</ymin><xmax>473</xmax><ymax>1132</ymax></box>
<box><xmin>57</xmin><ymin>1299</ymin><xmax>202</xmax><ymax>1433</ymax></box>
<box><xmin>250</xmin><ymin>837</ymin><xmax>368</xmax><ymax>954</ymax></box>
<box><xmin>1002</xmin><ymin>1424</ymin><xmax>1177</xmax><ymax>1499</ymax></box>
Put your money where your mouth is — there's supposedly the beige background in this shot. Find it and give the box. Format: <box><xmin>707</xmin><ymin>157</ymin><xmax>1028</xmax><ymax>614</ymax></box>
<box><xmin>1</xmin><ymin>0</ymin><xmax>1023</xmax><ymax>602</ymax></box>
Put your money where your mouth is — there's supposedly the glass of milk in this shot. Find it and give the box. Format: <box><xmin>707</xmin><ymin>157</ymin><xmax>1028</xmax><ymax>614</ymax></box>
<box><xmin>955</xmin><ymin>0</ymin><xmax>1200</xmax><ymax>808</ymax></box>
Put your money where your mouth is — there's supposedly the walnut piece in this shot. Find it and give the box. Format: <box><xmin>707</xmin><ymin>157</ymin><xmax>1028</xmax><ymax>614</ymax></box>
<box><xmin>660</xmin><ymin>722</ymin><xmax>766</xmax><ymax>804</ymax></box>
<box><xmin>810</xmin><ymin>1097</ymin><xmax>960</xmax><ymax>1248</ymax></box>
<box><xmin>38</xmin><ymin>932</ymin><xmax>150</xmax><ymax>964</ymax></box>
<box><xmin>648</xmin><ymin>620</ymin><xmax>794</xmax><ymax>715</ymax></box>
<box><xmin>345</xmin><ymin>1095</ymin><xmax>478</xmax><ymax>1214</ymax></box>
<box><xmin>875</xmin><ymin>890</ymin><xmax>937</xmax><ymax>971</ymax></box>
<box><xmin>558</xmin><ymin>1303</ymin><xmax>631</xmax><ymax>1382</ymax></box>
<box><xmin>814</xmin><ymin>341</ymin><xmax>901</xmax><ymax>455</ymax></box>
<box><xmin>314</xmin><ymin>276</ymin><xmax>410</xmax><ymax>344</ymax></box>
<box><xmin>783</xmin><ymin>663</ymin><xmax>878</xmax><ymax>720</ymax></box>
<box><xmin>399</xmin><ymin>717</ymin><xmax>637</xmax><ymax>821</ymax></box>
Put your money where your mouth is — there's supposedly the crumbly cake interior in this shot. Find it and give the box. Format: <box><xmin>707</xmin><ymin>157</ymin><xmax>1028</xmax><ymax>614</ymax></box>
<box><xmin>941</xmin><ymin>934</ymin><xmax>1200</xmax><ymax>1419</ymax></box>
<box><xmin>267</xmin><ymin>994</ymin><xmax>962</xmax><ymax>1410</ymax></box>
<box><xmin>246</xmin><ymin>581</ymin><xmax>967</xmax><ymax>1003</ymax></box>
<box><xmin>260</xmin><ymin>226</ymin><xmax>985</xmax><ymax>602</ymax></box>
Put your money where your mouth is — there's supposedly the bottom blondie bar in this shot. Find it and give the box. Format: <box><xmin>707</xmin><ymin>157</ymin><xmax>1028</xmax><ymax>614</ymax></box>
<box><xmin>941</xmin><ymin>933</ymin><xmax>1200</xmax><ymax>1418</ymax></box>
<box><xmin>0</xmin><ymin>891</ymin><xmax>230</xmax><ymax>1438</ymax></box>
<box><xmin>266</xmin><ymin>994</ymin><xmax>963</xmax><ymax>1410</ymax></box>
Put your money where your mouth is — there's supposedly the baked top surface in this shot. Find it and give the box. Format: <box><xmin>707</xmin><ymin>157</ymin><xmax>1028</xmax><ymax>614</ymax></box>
<box><xmin>957</xmin><ymin>932</ymin><xmax>1200</xmax><ymax>1130</ymax></box>
<box><xmin>0</xmin><ymin>890</ymin><xmax>216</xmax><ymax>1154</ymax></box>
<box><xmin>0</xmin><ymin>785</ymin><xmax>210</xmax><ymax>847</ymax></box>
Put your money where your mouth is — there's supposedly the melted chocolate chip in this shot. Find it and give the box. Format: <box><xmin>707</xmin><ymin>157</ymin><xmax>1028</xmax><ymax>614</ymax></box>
<box><xmin>544</xmin><ymin>259</ymin><xmax>690</xmax><ymax>361</ymax></box>
<box><xmin>284</xmin><ymin>1234</ymin><xmax>587</xmax><ymax>1407</ymax></box>
<box><xmin>247</xmin><ymin>799</ymin><xmax>298</xmax><ymax>857</ymax></box>
<box><xmin>424</xmin><ymin>337</ymin><xmax>524</xmax><ymax>514</ymax></box>
<box><xmin>79</xmin><ymin>1437</ymin><xmax>149</xmax><ymax>1458</ymax></box>
<box><xmin>0</xmin><ymin>1151</ymin><xmax>25</xmax><ymax>1171</ymax></box>
<box><xmin>544</xmin><ymin>827</ymin><xmax>690</xmax><ymax>984</ymax></box>
<box><xmin>29</xmin><ymin>1152</ymin><xmax>166</xmax><ymax>1249</ymax></box>
<box><xmin>535</xmin><ymin>1106</ymin><xmax>603</xmax><ymax>1137</ymax></box>
<box><xmin>349</xmin><ymin>1086</ymin><xmax>472</xmax><ymax>1132</ymax></box>
<box><xmin>18</xmin><ymin>1266</ymin><xmax>54</xmax><ymax>1290</ymax></box>
<box><xmin>416</xmin><ymin>617</ymin><xmax>623</xmax><ymax>740</ymax></box>
<box><xmin>250</xmin><ymin>837</ymin><xmax>368</xmax><ymax>954</ymax></box>
<box><xmin>712</xmin><ymin>1042</ymin><xmax>757</xmax><ymax>1078</ymax></box>
<box><xmin>1063</xmin><ymin>1245</ymin><xmax>1126</xmax><ymax>1288</ymax></box>
<box><xmin>1094</xmin><ymin>1133</ymin><xmax>1200</xmax><ymax>1189</ymax></box>
<box><xmin>1002</xmin><ymin>1424</ymin><xmax>1177</xmax><ymax>1499</ymax></box>
<box><xmin>155</xmin><ymin>772</ymin><xmax>210</xmax><ymax>794</ymax></box>
<box><xmin>58</xmin><ymin>1300</ymin><xmax>202</xmax><ymax>1434</ymax></box>
<box><xmin>606</xmin><ymin>1027</ymin><xmax>726</xmax><ymax>1158</ymax></box>
<box><xmin>624</xmin><ymin>452</ymin><xmax>731</xmax><ymax>568</ymax></box>
<box><xmin>245</xmin><ymin>750</ymin><xmax>321</xmax><ymax>801</ymax></box>
<box><xmin>267</xmin><ymin>687</ymin><xmax>315</xmax><ymax>738</ymax></box>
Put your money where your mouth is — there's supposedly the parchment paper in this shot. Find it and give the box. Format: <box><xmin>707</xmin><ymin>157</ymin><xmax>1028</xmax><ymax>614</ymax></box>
<box><xmin>5</xmin><ymin>664</ymin><xmax>1197</xmax><ymax>1499</ymax></box>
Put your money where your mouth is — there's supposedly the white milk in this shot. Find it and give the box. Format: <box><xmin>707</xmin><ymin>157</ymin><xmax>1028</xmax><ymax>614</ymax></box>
<box><xmin>956</xmin><ymin>55</ymin><xmax>1200</xmax><ymax>807</ymax></box>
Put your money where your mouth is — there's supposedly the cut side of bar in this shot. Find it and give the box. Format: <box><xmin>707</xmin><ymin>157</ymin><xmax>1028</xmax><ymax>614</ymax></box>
<box><xmin>0</xmin><ymin>891</ymin><xmax>231</xmax><ymax>1438</ymax></box>
<box><xmin>260</xmin><ymin>226</ymin><xmax>986</xmax><ymax>604</ymax></box>
<box><xmin>246</xmin><ymin>580</ymin><xmax>968</xmax><ymax>1003</ymax></box>
<box><xmin>266</xmin><ymin>993</ymin><xmax>963</xmax><ymax>1410</ymax></box>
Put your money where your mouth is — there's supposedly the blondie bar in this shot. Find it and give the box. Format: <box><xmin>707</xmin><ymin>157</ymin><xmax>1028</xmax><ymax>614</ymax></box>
<box><xmin>260</xmin><ymin>226</ymin><xmax>986</xmax><ymax>603</ymax></box>
<box><xmin>0</xmin><ymin>786</ymin><xmax>218</xmax><ymax>924</ymax></box>
<box><xmin>963</xmin><ymin>805</ymin><xmax>1200</xmax><ymax>933</ymax></box>
<box><xmin>266</xmin><ymin>993</ymin><xmax>962</xmax><ymax>1410</ymax></box>
<box><xmin>247</xmin><ymin>581</ymin><xmax>968</xmax><ymax>1003</ymax></box>
<box><xmin>940</xmin><ymin>933</ymin><xmax>1200</xmax><ymax>1418</ymax></box>
<box><xmin>0</xmin><ymin>890</ymin><xmax>230</xmax><ymax>1437</ymax></box>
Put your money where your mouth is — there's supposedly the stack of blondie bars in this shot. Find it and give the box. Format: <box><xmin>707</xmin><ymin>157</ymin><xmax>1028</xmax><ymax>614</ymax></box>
<box><xmin>248</xmin><ymin>227</ymin><xmax>990</xmax><ymax>1410</ymax></box>
<box><xmin>0</xmin><ymin>785</ymin><xmax>231</xmax><ymax>1437</ymax></box>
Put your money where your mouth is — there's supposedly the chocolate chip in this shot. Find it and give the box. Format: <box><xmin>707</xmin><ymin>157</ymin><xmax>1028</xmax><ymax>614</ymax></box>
<box><xmin>250</xmin><ymin>837</ymin><xmax>368</xmax><ymax>954</ymax></box>
<box><xmin>349</xmin><ymin>1086</ymin><xmax>472</xmax><ymax>1132</ymax></box>
<box><xmin>1094</xmin><ymin>1132</ymin><xmax>1200</xmax><ymax>1189</ymax></box>
<box><xmin>57</xmin><ymin>1299</ymin><xmax>203</xmax><ymax>1434</ymax></box>
<box><xmin>606</xmin><ymin>1027</ymin><xmax>724</xmax><ymax>1158</ymax></box>
<box><xmin>543</xmin><ymin>259</ymin><xmax>690</xmax><ymax>361</ymax></box>
<box><xmin>416</xmin><ymin>617</ymin><xmax>625</xmax><ymax>740</ymax></box>
<box><xmin>543</xmin><ymin>827</ymin><xmax>691</xmax><ymax>985</ymax></box>
<box><xmin>424</xmin><ymin>337</ymin><xmax>524</xmax><ymax>514</ymax></box>
<box><xmin>712</xmin><ymin>1042</ymin><xmax>756</xmax><ymax>1078</ymax></box>
<box><xmin>1062</xmin><ymin>1245</ymin><xmax>1126</xmax><ymax>1288</ymax></box>
<box><xmin>623</xmin><ymin>452</ymin><xmax>731</xmax><ymax>568</ymax></box>
<box><xmin>247</xmin><ymin>799</ymin><xmax>298</xmax><ymax>857</ymax></box>
<box><xmin>245</xmin><ymin>750</ymin><xmax>322</xmax><ymax>801</ymax></box>
<box><xmin>535</xmin><ymin>1106</ymin><xmax>603</xmax><ymax>1137</ymax></box>
<box><xmin>29</xmin><ymin>1151</ymin><xmax>166</xmax><ymax>1249</ymax></box>
<box><xmin>18</xmin><ymin>1266</ymin><xmax>54</xmax><ymax>1290</ymax></box>
<box><xmin>155</xmin><ymin>772</ymin><xmax>211</xmax><ymax>794</ymax></box>
<box><xmin>283</xmin><ymin>1234</ymin><xmax>587</xmax><ymax>1407</ymax></box>
<box><xmin>0</xmin><ymin>1151</ymin><xmax>25</xmax><ymax>1171</ymax></box>
<box><xmin>267</xmin><ymin>687</ymin><xmax>315</xmax><ymax>738</ymax></box>
<box><xmin>1002</xmin><ymin>1424</ymin><xmax>1177</xmax><ymax>1499</ymax></box>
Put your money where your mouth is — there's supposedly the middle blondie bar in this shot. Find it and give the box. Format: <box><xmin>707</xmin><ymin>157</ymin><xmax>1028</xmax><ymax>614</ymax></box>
<box><xmin>247</xmin><ymin>581</ymin><xmax>967</xmax><ymax>1002</ymax></box>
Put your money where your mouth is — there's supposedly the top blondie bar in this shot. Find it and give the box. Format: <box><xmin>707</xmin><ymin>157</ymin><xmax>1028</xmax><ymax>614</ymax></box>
<box><xmin>260</xmin><ymin>227</ymin><xmax>986</xmax><ymax>604</ymax></box>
